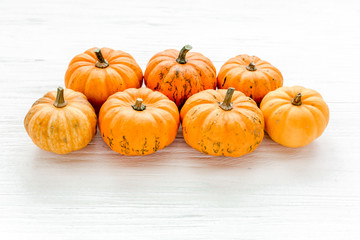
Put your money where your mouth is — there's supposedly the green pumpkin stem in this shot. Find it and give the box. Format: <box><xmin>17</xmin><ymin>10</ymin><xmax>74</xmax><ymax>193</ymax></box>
<box><xmin>53</xmin><ymin>87</ymin><xmax>67</xmax><ymax>108</ymax></box>
<box><xmin>220</xmin><ymin>87</ymin><xmax>235</xmax><ymax>111</ymax></box>
<box><xmin>246</xmin><ymin>62</ymin><xmax>257</xmax><ymax>71</ymax></box>
<box><xmin>94</xmin><ymin>48</ymin><xmax>109</xmax><ymax>68</ymax></box>
<box><xmin>291</xmin><ymin>93</ymin><xmax>302</xmax><ymax>106</ymax></box>
<box><xmin>132</xmin><ymin>98</ymin><xmax>146</xmax><ymax>111</ymax></box>
<box><xmin>176</xmin><ymin>45</ymin><xmax>192</xmax><ymax>64</ymax></box>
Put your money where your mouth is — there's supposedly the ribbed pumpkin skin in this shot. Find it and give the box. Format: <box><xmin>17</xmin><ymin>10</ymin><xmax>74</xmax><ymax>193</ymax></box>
<box><xmin>260</xmin><ymin>86</ymin><xmax>329</xmax><ymax>148</ymax></box>
<box><xmin>144</xmin><ymin>49</ymin><xmax>216</xmax><ymax>108</ymax></box>
<box><xmin>217</xmin><ymin>54</ymin><xmax>283</xmax><ymax>104</ymax></box>
<box><xmin>99</xmin><ymin>88</ymin><xmax>180</xmax><ymax>156</ymax></box>
<box><xmin>65</xmin><ymin>47</ymin><xmax>143</xmax><ymax>112</ymax></box>
<box><xmin>180</xmin><ymin>89</ymin><xmax>264</xmax><ymax>157</ymax></box>
<box><xmin>24</xmin><ymin>89</ymin><xmax>97</xmax><ymax>154</ymax></box>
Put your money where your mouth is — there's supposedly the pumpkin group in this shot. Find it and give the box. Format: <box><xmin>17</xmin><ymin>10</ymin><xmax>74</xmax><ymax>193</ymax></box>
<box><xmin>65</xmin><ymin>47</ymin><xmax>143</xmax><ymax>112</ymax></box>
<box><xmin>99</xmin><ymin>88</ymin><xmax>180</xmax><ymax>155</ymax></box>
<box><xmin>260</xmin><ymin>86</ymin><xmax>329</xmax><ymax>148</ymax></box>
<box><xmin>217</xmin><ymin>54</ymin><xmax>283</xmax><ymax>104</ymax></box>
<box><xmin>24</xmin><ymin>87</ymin><xmax>97</xmax><ymax>154</ymax></box>
<box><xmin>144</xmin><ymin>45</ymin><xmax>217</xmax><ymax>108</ymax></box>
<box><xmin>25</xmin><ymin>46</ymin><xmax>330</xmax><ymax>156</ymax></box>
<box><xmin>180</xmin><ymin>88</ymin><xmax>264</xmax><ymax>157</ymax></box>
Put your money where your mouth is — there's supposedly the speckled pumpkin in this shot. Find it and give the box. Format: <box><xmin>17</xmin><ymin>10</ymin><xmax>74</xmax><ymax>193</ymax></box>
<box><xmin>144</xmin><ymin>45</ymin><xmax>217</xmax><ymax>108</ymax></box>
<box><xmin>180</xmin><ymin>88</ymin><xmax>264</xmax><ymax>157</ymax></box>
<box><xmin>65</xmin><ymin>47</ymin><xmax>143</xmax><ymax>112</ymax></box>
<box><xmin>260</xmin><ymin>86</ymin><xmax>329</xmax><ymax>148</ymax></box>
<box><xmin>24</xmin><ymin>87</ymin><xmax>97</xmax><ymax>154</ymax></box>
<box><xmin>99</xmin><ymin>88</ymin><xmax>180</xmax><ymax>156</ymax></box>
<box><xmin>217</xmin><ymin>54</ymin><xmax>283</xmax><ymax>104</ymax></box>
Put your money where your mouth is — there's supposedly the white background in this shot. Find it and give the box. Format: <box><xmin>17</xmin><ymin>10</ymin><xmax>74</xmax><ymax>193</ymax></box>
<box><xmin>0</xmin><ymin>0</ymin><xmax>359</xmax><ymax>239</ymax></box>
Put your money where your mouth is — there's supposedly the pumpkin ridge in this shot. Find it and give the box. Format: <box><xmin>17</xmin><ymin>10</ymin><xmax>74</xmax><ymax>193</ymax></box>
<box><xmin>217</xmin><ymin>64</ymin><xmax>242</xmax><ymax>86</ymax></box>
<box><xmin>106</xmin><ymin>50</ymin><xmax>133</xmax><ymax>62</ymax></box>
<box><xmin>186</xmin><ymin>60</ymin><xmax>216</xmax><ymax>86</ymax></box>
<box><xmin>224</xmin><ymin>66</ymin><xmax>246</xmax><ymax>85</ymax></box>
<box><xmin>145</xmin><ymin>60</ymin><xmax>173</xmax><ymax>88</ymax></box>
<box><xmin>66</xmin><ymin>66</ymin><xmax>93</xmax><ymax>92</ymax></box>
<box><xmin>47</xmin><ymin>111</ymin><xmax>66</xmax><ymax>153</ymax></box>
<box><xmin>42</xmin><ymin>109</ymin><xmax>57</xmax><ymax>152</ymax></box>
<box><xmin>301</xmin><ymin>105</ymin><xmax>320</xmax><ymax>139</ymax></box>
<box><xmin>183</xmin><ymin>64</ymin><xmax>205</xmax><ymax>91</ymax></box>
<box><xmin>258</xmin><ymin>68</ymin><xmax>280</xmax><ymax>91</ymax></box>
<box><xmin>26</xmin><ymin>107</ymin><xmax>49</xmax><ymax>138</ymax></box>
<box><xmin>114</xmin><ymin>64</ymin><xmax>140</xmax><ymax>88</ymax></box>
<box><xmin>62</xmin><ymin>108</ymin><xmax>78</xmax><ymax>151</ymax></box>
<box><xmin>83</xmin><ymin>69</ymin><xmax>105</xmax><ymax>107</ymax></box>
<box><xmin>303</xmin><ymin>104</ymin><xmax>329</xmax><ymax>135</ymax></box>
<box><xmin>266</xmin><ymin>104</ymin><xmax>291</xmax><ymax>137</ymax></box>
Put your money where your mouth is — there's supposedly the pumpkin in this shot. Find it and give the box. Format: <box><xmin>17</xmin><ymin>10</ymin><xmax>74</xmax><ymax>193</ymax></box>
<box><xmin>99</xmin><ymin>88</ymin><xmax>180</xmax><ymax>155</ymax></box>
<box><xmin>65</xmin><ymin>47</ymin><xmax>143</xmax><ymax>112</ymax></box>
<box><xmin>24</xmin><ymin>87</ymin><xmax>97</xmax><ymax>154</ymax></box>
<box><xmin>180</xmin><ymin>87</ymin><xmax>264</xmax><ymax>157</ymax></box>
<box><xmin>217</xmin><ymin>54</ymin><xmax>283</xmax><ymax>104</ymax></box>
<box><xmin>144</xmin><ymin>45</ymin><xmax>217</xmax><ymax>108</ymax></box>
<box><xmin>260</xmin><ymin>86</ymin><xmax>329</xmax><ymax>148</ymax></box>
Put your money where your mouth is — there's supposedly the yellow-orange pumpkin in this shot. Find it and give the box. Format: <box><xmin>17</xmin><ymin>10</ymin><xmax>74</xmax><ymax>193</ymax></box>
<box><xmin>144</xmin><ymin>45</ymin><xmax>217</xmax><ymax>108</ymax></box>
<box><xmin>24</xmin><ymin>87</ymin><xmax>97</xmax><ymax>154</ymax></box>
<box><xmin>217</xmin><ymin>54</ymin><xmax>283</xmax><ymax>104</ymax></box>
<box><xmin>99</xmin><ymin>88</ymin><xmax>180</xmax><ymax>155</ymax></box>
<box><xmin>180</xmin><ymin>88</ymin><xmax>264</xmax><ymax>157</ymax></box>
<box><xmin>65</xmin><ymin>47</ymin><xmax>143</xmax><ymax>112</ymax></box>
<box><xmin>260</xmin><ymin>86</ymin><xmax>329</xmax><ymax>147</ymax></box>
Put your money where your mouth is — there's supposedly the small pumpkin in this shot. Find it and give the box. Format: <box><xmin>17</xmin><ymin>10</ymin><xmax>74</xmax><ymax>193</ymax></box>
<box><xmin>99</xmin><ymin>88</ymin><xmax>180</xmax><ymax>156</ymax></box>
<box><xmin>144</xmin><ymin>45</ymin><xmax>217</xmax><ymax>108</ymax></box>
<box><xmin>65</xmin><ymin>47</ymin><xmax>143</xmax><ymax>112</ymax></box>
<box><xmin>217</xmin><ymin>54</ymin><xmax>283</xmax><ymax>104</ymax></box>
<box><xmin>260</xmin><ymin>86</ymin><xmax>329</xmax><ymax>148</ymax></box>
<box><xmin>180</xmin><ymin>88</ymin><xmax>264</xmax><ymax>157</ymax></box>
<box><xmin>24</xmin><ymin>87</ymin><xmax>97</xmax><ymax>154</ymax></box>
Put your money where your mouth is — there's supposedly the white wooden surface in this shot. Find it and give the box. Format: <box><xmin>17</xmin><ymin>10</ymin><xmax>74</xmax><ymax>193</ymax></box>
<box><xmin>1</xmin><ymin>0</ymin><xmax>360</xmax><ymax>239</ymax></box>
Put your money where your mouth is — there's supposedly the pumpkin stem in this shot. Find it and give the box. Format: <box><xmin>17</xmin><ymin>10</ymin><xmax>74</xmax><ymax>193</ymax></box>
<box><xmin>176</xmin><ymin>45</ymin><xmax>192</xmax><ymax>64</ymax></box>
<box><xmin>291</xmin><ymin>93</ymin><xmax>302</xmax><ymax>106</ymax></box>
<box><xmin>132</xmin><ymin>98</ymin><xmax>146</xmax><ymax>111</ymax></box>
<box><xmin>246</xmin><ymin>62</ymin><xmax>257</xmax><ymax>71</ymax></box>
<box><xmin>219</xmin><ymin>87</ymin><xmax>235</xmax><ymax>111</ymax></box>
<box><xmin>94</xmin><ymin>48</ymin><xmax>109</xmax><ymax>68</ymax></box>
<box><xmin>53</xmin><ymin>87</ymin><xmax>67</xmax><ymax>108</ymax></box>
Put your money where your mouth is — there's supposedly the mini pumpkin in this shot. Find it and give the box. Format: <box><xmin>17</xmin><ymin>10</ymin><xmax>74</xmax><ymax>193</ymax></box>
<box><xmin>144</xmin><ymin>45</ymin><xmax>217</xmax><ymax>108</ymax></box>
<box><xmin>180</xmin><ymin>88</ymin><xmax>264</xmax><ymax>157</ymax></box>
<box><xmin>65</xmin><ymin>47</ymin><xmax>143</xmax><ymax>112</ymax></box>
<box><xmin>217</xmin><ymin>54</ymin><xmax>283</xmax><ymax>104</ymax></box>
<box><xmin>260</xmin><ymin>86</ymin><xmax>329</xmax><ymax>148</ymax></box>
<box><xmin>99</xmin><ymin>88</ymin><xmax>180</xmax><ymax>156</ymax></box>
<box><xmin>24</xmin><ymin>87</ymin><xmax>97</xmax><ymax>154</ymax></box>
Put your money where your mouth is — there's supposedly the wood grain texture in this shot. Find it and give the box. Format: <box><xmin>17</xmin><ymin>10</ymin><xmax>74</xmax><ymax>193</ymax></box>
<box><xmin>0</xmin><ymin>0</ymin><xmax>360</xmax><ymax>239</ymax></box>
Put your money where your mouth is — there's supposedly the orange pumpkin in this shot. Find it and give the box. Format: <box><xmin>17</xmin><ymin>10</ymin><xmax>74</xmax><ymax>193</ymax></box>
<box><xmin>24</xmin><ymin>87</ymin><xmax>97</xmax><ymax>154</ymax></box>
<box><xmin>180</xmin><ymin>88</ymin><xmax>264</xmax><ymax>157</ymax></box>
<box><xmin>65</xmin><ymin>47</ymin><xmax>143</xmax><ymax>112</ymax></box>
<box><xmin>260</xmin><ymin>86</ymin><xmax>329</xmax><ymax>147</ymax></box>
<box><xmin>99</xmin><ymin>88</ymin><xmax>180</xmax><ymax>155</ymax></box>
<box><xmin>217</xmin><ymin>54</ymin><xmax>283</xmax><ymax>104</ymax></box>
<box><xmin>144</xmin><ymin>45</ymin><xmax>217</xmax><ymax>108</ymax></box>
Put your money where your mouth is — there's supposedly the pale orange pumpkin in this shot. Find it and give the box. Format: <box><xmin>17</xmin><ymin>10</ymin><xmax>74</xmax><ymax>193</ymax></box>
<box><xmin>217</xmin><ymin>54</ymin><xmax>283</xmax><ymax>104</ymax></box>
<box><xmin>260</xmin><ymin>86</ymin><xmax>329</xmax><ymax>147</ymax></box>
<box><xmin>65</xmin><ymin>47</ymin><xmax>143</xmax><ymax>112</ymax></box>
<box><xmin>24</xmin><ymin>87</ymin><xmax>97</xmax><ymax>154</ymax></box>
<box><xmin>180</xmin><ymin>88</ymin><xmax>264</xmax><ymax>157</ymax></box>
<box><xmin>99</xmin><ymin>88</ymin><xmax>180</xmax><ymax>155</ymax></box>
